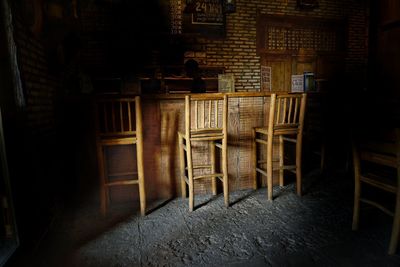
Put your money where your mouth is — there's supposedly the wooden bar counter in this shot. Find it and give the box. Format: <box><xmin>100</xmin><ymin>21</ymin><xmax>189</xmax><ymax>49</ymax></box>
<box><xmin>140</xmin><ymin>92</ymin><xmax>275</xmax><ymax>201</ymax></box>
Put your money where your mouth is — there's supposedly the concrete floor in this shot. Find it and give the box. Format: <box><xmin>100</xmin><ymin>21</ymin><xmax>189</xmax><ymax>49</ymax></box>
<box><xmin>10</xmin><ymin>171</ymin><xmax>400</xmax><ymax>266</ymax></box>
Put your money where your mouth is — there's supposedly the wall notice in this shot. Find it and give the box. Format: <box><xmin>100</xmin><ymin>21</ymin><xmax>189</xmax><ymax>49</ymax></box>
<box><xmin>261</xmin><ymin>66</ymin><xmax>272</xmax><ymax>91</ymax></box>
<box><xmin>291</xmin><ymin>75</ymin><xmax>304</xmax><ymax>92</ymax></box>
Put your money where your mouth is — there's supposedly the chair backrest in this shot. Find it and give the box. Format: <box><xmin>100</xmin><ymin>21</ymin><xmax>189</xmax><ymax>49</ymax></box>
<box><xmin>184</xmin><ymin>94</ymin><xmax>228</xmax><ymax>137</ymax></box>
<box><xmin>95</xmin><ymin>96</ymin><xmax>142</xmax><ymax>138</ymax></box>
<box><xmin>355</xmin><ymin>128</ymin><xmax>400</xmax><ymax>171</ymax></box>
<box><xmin>268</xmin><ymin>93</ymin><xmax>307</xmax><ymax>133</ymax></box>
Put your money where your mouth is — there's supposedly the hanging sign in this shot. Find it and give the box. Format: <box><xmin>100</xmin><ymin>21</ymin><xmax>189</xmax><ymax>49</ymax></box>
<box><xmin>192</xmin><ymin>0</ymin><xmax>224</xmax><ymax>25</ymax></box>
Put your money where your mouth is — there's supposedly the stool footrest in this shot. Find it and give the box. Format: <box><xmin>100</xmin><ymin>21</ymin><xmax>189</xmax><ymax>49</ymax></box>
<box><xmin>193</xmin><ymin>165</ymin><xmax>213</xmax><ymax>169</ymax></box>
<box><xmin>256</xmin><ymin>167</ymin><xmax>267</xmax><ymax>176</ymax></box>
<box><xmin>255</xmin><ymin>138</ymin><xmax>268</xmax><ymax>145</ymax></box>
<box><xmin>106</xmin><ymin>179</ymin><xmax>139</xmax><ymax>187</ymax></box>
<box><xmin>360</xmin><ymin>198</ymin><xmax>394</xmax><ymax>217</ymax></box>
<box><xmin>108</xmin><ymin>171</ymin><xmax>138</xmax><ymax>177</ymax></box>
<box><xmin>215</xmin><ymin>143</ymin><xmax>223</xmax><ymax>149</ymax></box>
<box><xmin>282</xmin><ymin>136</ymin><xmax>297</xmax><ymax>143</ymax></box>
<box><xmin>277</xmin><ymin>165</ymin><xmax>296</xmax><ymax>171</ymax></box>
<box><xmin>194</xmin><ymin>173</ymin><xmax>223</xmax><ymax>180</ymax></box>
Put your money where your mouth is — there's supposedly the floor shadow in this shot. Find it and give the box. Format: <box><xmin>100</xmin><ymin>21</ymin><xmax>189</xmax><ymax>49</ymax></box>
<box><xmin>145</xmin><ymin>197</ymin><xmax>175</xmax><ymax>215</ymax></box>
<box><xmin>194</xmin><ymin>195</ymin><xmax>220</xmax><ymax>210</ymax></box>
<box><xmin>229</xmin><ymin>190</ymin><xmax>255</xmax><ymax>207</ymax></box>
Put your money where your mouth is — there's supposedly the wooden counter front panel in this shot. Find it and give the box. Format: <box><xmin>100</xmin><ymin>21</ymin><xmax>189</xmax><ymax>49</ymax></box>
<box><xmin>142</xmin><ymin>96</ymin><xmax>269</xmax><ymax>200</ymax></box>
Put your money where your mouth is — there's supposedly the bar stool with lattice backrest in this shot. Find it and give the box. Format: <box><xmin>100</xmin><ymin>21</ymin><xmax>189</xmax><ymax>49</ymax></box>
<box><xmin>95</xmin><ymin>96</ymin><xmax>146</xmax><ymax>216</ymax></box>
<box><xmin>178</xmin><ymin>94</ymin><xmax>228</xmax><ymax>211</ymax></box>
<box><xmin>352</xmin><ymin>128</ymin><xmax>400</xmax><ymax>255</ymax></box>
<box><xmin>253</xmin><ymin>93</ymin><xmax>307</xmax><ymax>200</ymax></box>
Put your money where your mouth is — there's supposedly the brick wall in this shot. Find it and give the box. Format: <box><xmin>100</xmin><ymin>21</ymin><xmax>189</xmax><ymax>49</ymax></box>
<box><xmin>8</xmin><ymin>11</ymin><xmax>63</xmax><ymax>244</ymax></box>
<box><xmin>203</xmin><ymin>0</ymin><xmax>368</xmax><ymax>91</ymax></box>
<box><xmin>79</xmin><ymin>2</ymin><xmax>113</xmax><ymax>72</ymax></box>
<box><xmin>13</xmin><ymin>19</ymin><xmax>60</xmax><ymax>137</ymax></box>
<box><xmin>77</xmin><ymin>0</ymin><xmax>368</xmax><ymax>91</ymax></box>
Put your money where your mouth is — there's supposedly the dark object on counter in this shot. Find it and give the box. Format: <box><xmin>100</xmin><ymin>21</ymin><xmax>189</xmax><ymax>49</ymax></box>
<box><xmin>185</xmin><ymin>59</ymin><xmax>206</xmax><ymax>93</ymax></box>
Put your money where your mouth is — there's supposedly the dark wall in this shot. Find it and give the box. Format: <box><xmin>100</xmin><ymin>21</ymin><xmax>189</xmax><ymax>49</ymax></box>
<box><xmin>79</xmin><ymin>0</ymin><xmax>170</xmax><ymax>76</ymax></box>
<box><xmin>0</xmin><ymin>0</ymin><xmax>74</xmax><ymax>253</ymax></box>
<box><xmin>355</xmin><ymin>0</ymin><xmax>400</xmax><ymax>128</ymax></box>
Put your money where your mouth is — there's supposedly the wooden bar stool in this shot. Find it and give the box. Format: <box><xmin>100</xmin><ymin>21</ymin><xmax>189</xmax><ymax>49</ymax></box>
<box><xmin>178</xmin><ymin>94</ymin><xmax>228</xmax><ymax>211</ymax></box>
<box><xmin>95</xmin><ymin>96</ymin><xmax>146</xmax><ymax>216</ymax></box>
<box><xmin>252</xmin><ymin>93</ymin><xmax>307</xmax><ymax>200</ymax></box>
<box><xmin>352</xmin><ymin>128</ymin><xmax>400</xmax><ymax>255</ymax></box>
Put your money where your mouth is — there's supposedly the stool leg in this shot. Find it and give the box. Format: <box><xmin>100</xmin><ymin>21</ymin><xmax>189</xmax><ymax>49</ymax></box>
<box><xmin>210</xmin><ymin>141</ymin><xmax>217</xmax><ymax>196</ymax></box>
<box><xmin>352</xmin><ymin>145</ymin><xmax>361</xmax><ymax>231</ymax></box>
<box><xmin>267</xmin><ymin>135</ymin><xmax>273</xmax><ymax>201</ymax></box>
<box><xmin>97</xmin><ymin>145</ymin><xmax>107</xmax><ymax>216</ymax></box>
<box><xmin>279</xmin><ymin>135</ymin><xmax>284</xmax><ymax>187</ymax></box>
<box><xmin>179</xmin><ymin>135</ymin><xmax>187</xmax><ymax>198</ymax></box>
<box><xmin>188</xmin><ymin>176</ymin><xmax>194</xmax><ymax>212</ymax></box>
<box><xmin>388</xmin><ymin>190</ymin><xmax>400</xmax><ymax>255</ymax></box>
<box><xmin>320</xmin><ymin>141</ymin><xmax>326</xmax><ymax>172</ymax></box>
<box><xmin>222</xmin><ymin>138</ymin><xmax>229</xmax><ymax>207</ymax></box>
<box><xmin>137</xmin><ymin>142</ymin><xmax>146</xmax><ymax>216</ymax></box>
<box><xmin>352</xmin><ymin>179</ymin><xmax>361</xmax><ymax>231</ymax></box>
<box><xmin>295</xmin><ymin>135</ymin><xmax>302</xmax><ymax>196</ymax></box>
<box><xmin>187</xmin><ymin>141</ymin><xmax>194</xmax><ymax>212</ymax></box>
<box><xmin>252</xmin><ymin>129</ymin><xmax>258</xmax><ymax>190</ymax></box>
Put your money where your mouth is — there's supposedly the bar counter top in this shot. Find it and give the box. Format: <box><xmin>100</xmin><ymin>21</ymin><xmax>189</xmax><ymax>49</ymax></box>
<box><xmin>141</xmin><ymin>91</ymin><xmax>277</xmax><ymax>100</ymax></box>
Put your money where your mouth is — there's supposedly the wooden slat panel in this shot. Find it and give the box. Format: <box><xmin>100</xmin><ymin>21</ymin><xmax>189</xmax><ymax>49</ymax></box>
<box><xmin>160</xmin><ymin>101</ymin><xmax>180</xmax><ymax>198</ymax></box>
<box><xmin>237</xmin><ymin>97</ymin><xmax>265</xmax><ymax>189</ymax></box>
<box><xmin>142</xmin><ymin>99</ymin><xmax>162</xmax><ymax>200</ymax></box>
<box><xmin>228</xmin><ymin>97</ymin><xmax>240</xmax><ymax>191</ymax></box>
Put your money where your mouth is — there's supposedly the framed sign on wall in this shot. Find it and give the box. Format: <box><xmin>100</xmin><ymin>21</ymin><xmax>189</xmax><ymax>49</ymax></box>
<box><xmin>182</xmin><ymin>0</ymin><xmax>226</xmax><ymax>37</ymax></box>
<box><xmin>191</xmin><ymin>0</ymin><xmax>224</xmax><ymax>25</ymax></box>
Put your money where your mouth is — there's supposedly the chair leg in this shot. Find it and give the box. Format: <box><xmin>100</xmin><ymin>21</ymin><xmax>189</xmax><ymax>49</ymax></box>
<box><xmin>100</xmin><ymin>186</ymin><xmax>107</xmax><ymax>216</ymax></box>
<box><xmin>352</xmin><ymin>144</ymin><xmax>361</xmax><ymax>231</ymax></box>
<box><xmin>267</xmin><ymin>134</ymin><xmax>273</xmax><ymax>201</ymax></box>
<box><xmin>252</xmin><ymin>129</ymin><xmax>258</xmax><ymax>190</ymax></box>
<box><xmin>320</xmin><ymin>141</ymin><xmax>326</xmax><ymax>172</ymax></box>
<box><xmin>352</xmin><ymin>178</ymin><xmax>361</xmax><ymax>231</ymax></box>
<box><xmin>210</xmin><ymin>141</ymin><xmax>217</xmax><ymax>196</ymax></box>
<box><xmin>279</xmin><ymin>135</ymin><xmax>284</xmax><ymax>187</ymax></box>
<box><xmin>97</xmin><ymin>145</ymin><xmax>107</xmax><ymax>216</ymax></box>
<box><xmin>222</xmin><ymin>138</ymin><xmax>229</xmax><ymax>207</ymax></box>
<box><xmin>295</xmin><ymin>136</ymin><xmax>302</xmax><ymax>196</ymax></box>
<box><xmin>188</xmin><ymin>177</ymin><xmax>194</xmax><ymax>212</ymax></box>
<box><xmin>178</xmin><ymin>135</ymin><xmax>187</xmax><ymax>198</ymax></box>
<box><xmin>187</xmin><ymin>140</ymin><xmax>194</xmax><ymax>212</ymax></box>
<box><xmin>136</xmin><ymin>142</ymin><xmax>146</xmax><ymax>216</ymax></box>
<box><xmin>388</xmin><ymin>191</ymin><xmax>400</xmax><ymax>255</ymax></box>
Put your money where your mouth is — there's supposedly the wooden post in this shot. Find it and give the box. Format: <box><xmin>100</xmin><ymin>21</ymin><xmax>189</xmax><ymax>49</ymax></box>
<box><xmin>135</xmin><ymin>96</ymin><xmax>146</xmax><ymax>216</ymax></box>
<box><xmin>279</xmin><ymin>135</ymin><xmax>284</xmax><ymax>186</ymax></box>
<box><xmin>266</xmin><ymin>94</ymin><xmax>276</xmax><ymax>200</ymax></box>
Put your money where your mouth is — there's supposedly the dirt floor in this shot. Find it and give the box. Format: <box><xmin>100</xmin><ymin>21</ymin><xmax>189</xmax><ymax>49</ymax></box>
<box><xmin>9</xmin><ymin>170</ymin><xmax>400</xmax><ymax>266</ymax></box>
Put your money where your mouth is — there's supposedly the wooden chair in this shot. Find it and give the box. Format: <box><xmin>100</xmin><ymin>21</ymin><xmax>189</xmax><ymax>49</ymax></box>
<box><xmin>95</xmin><ymin>96</ymin><xmax>146</xmax><ymax>216</ymax></box>
<box><xmin>178</xmin><ymin>94</ymin><xmax>228</xmax><ymax>211</ymax></box>
<box><xmin>252</xmin><ymin>93</ymin><xmax>307</xmax><ymax>200</ymax></box>
<box><xmin>352</xmin><ymin>128</ymin><xmax>400</xmax><ymax>255</ymax></box>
